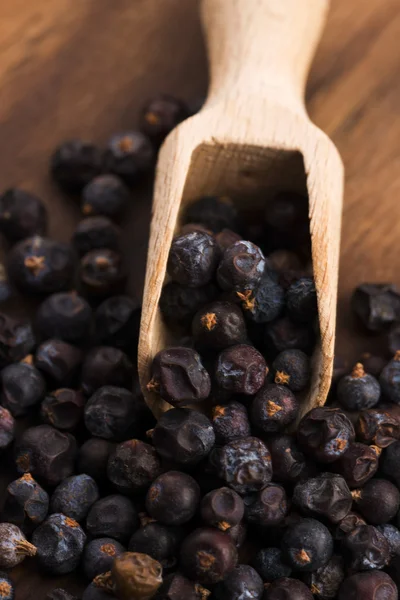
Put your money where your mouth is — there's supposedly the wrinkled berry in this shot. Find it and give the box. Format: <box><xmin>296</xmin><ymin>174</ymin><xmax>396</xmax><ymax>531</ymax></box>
<box><xmin>212</xmin><ymin>401</ymin><xmax>251</xmax><ymax>444</ymax></box>
<box><xmin>0</xmin><ymin>406</ymin><xmax>15</xmax><ymax>450</ymax></box>
<box><xmin>2</xmin><ymin>473</ymin><xmax>49</xmax><ymax>532</ymax></box>
<box><xmin>252</xmin><ymin>548</ymin><xmax>292</xmax><ymax>582</ymax></box>
<box><xmin>86</xmin><ymin>495</ymin><xmax>138</xmax><ymax>543</ymax></box>
<box><xmin>286</xmin><ymin>277</ymin><xmax>317</xmax><ymax>323</ymax></box>
<box><xmin>267</xmin><ymin>434</ymin><xmax>309</xmax><ymax>483</ymax></box>
<box><xmin>377</xmin><ymin>524</ymin><xmax>400</xmax><ymax>557</ymax></box>
<box><xmin>213</xmin><ymin>564</ymin><xmax>263</xmax><ymax>600</ymax></box>
<box><xmin>140</xmin><ymin>95</ymin><xmax>188</xmax><ymax>143</ymax></box>
<box><xmin>159</xmin><ymin>282</ymin><xmax>217</xmax><ymax>327</ymax></box>
<box><xmin>82</xmin><ymin>538</ymin><xmax>125</xmax><ymax>580</ymax></box>
<box><xmin>0</xmin><ymin>188</ymin><xmax>47</xmax><ymax>243</ymax></box>
<box><xmin>251</xmin><ymin>384</ymin><xmax>299</xmax><ymax>433</ymax></box>
<box><xmin>338</xmin><ymin>363</ymin><xmax>381</xmax><ymax>411</ymax></box>
<box><xmin>184</xmin><ymin>196</ymin><xmax>238</xmax><ymax>233</ymax></box>
<box><xmin>245</xmin><ymin>483</ymin><xmax>288</xmax><ymax>527</ymax></box>
<box><xmin>72</xmin><ymin>216</ymin><xmax>121</xmax><ymax>256</ymax></box>
<box><xmin>352</xmin><ymin>283</ymin><xmax>400</xmax><ymax>332</ymax></box>
<box><xmin>0</xmin><ymin>523</ymin><xmax>36</xmax><ymax>568</ymax></box>
<box><xmin>50</xmin><ymin>474</ymin><xmax>99</xmax><ymax>522</ymax></box>
<box><xmin>77</xmin><ymin>438</ymin><xmax>115</xmax><ymax>484</ymax></box>
<box><xmin>217</xmin><ymin>241</ymin><xmax>266</xmax><ymax>291</ymax></box>
<box><xmin>105</xmin><ymin>131</ymin><xmax>154</xmax><ymax>183</ymax></box>
<box><xmin>303</xmin><ymin>555</ymin><xmax>345</xmax><ymax>599</ymax></box>
<box><xmin>351</xmin><ymin>478</ymin><xmax>400</xmax><ymax>524</ymax></box>
<box><xmin>342</xmin><ymin>524</ymin><xmax>390</xmax><ymax>571</ymax></box>
<box><xmin>293</xmin><ymin>473</ymin><xmax>352</xmax><ymax>523</ymax></box>
<box><xmin>1</xmin><ymin>362</ymin><xmax>45</xmax><ymax>417</ymax></box>
<box><xmin>334</xmin><ymin>512</ymin><xmax>367</xmax><ymax>541</ymax></box>
<box><xmin>167</xmin><ymin>232</ymin><xmax>218</xmax><ymax>287</ymax></box>
<box><xmin>81</xmin><ymin>347</ymin><xmax>133</xmax><ymax>395</ymax></box>
<box><xmin>153</xmin><ymin>572</ymin><xmax>205</xmax><ymax>600</ymax></box>
<box><xmin>41</xmin><ymin>388</ymin><xmax>85</xmax><ymax>430</ymax></box>
<box><xmin>192</xmin><ymin>301</ymin><xmax>247</xmax><ymax>349</ymax></box>
<box><xmin>338</xmin><ymin>571</ymin><xmax>397</xmax><ymax>600</ymax></box>
<box><xmin>79</xmin><ymin>248</ymin><xmax>126</xmax><ymax>297</ymax></box>
<box><xmin>50</xmin><ymin>139</ymin><xmax>103</xmax><ymax>193</ymax></box>
<box><xmin>297</xmin><ymin>407</ymin><xmax>355</xmax><ymax>463</ymax></box>
<box><xmin>264</xmin><ymin>317</ymin><xmax>315</xmax><ymax>357</ymax></box>
<box><xmin>146</xmin><ymin>471</ymin><xmax>200</xmax><ymax>525</ymax></box>
<box><xmin>33</xmin><ymin>513</ymin><xmax>86</xmax><ymax>574</ymax></box>
<box><xmin>281</xmin><ymin>518</ymin><xmax>333</xmax><ymax>572</ymax></box>
<box><xmin>272</xmin><ymin>349</ymin><xmax>310</xmax><ymax>392</ymax></box>
<box><xmin>237</xmin><ymin>275</ymin><xmax>285</xmax><ymax>324</ymax></box>
<box><xmin>334</xmin><ymin>443</ymin><xmax>380</xmax><ymax>488</ymax></box>
<box><xmin>35</xmin><ymin>339</ymin><xmax>83</xmax><ymax>387</ymax></box>
<box><xmin>128</xmin><ymin>523</ymin><xmax>182</xmax><ymax>569</ymax></box>
<box><xmin>216</xmin><ymin>344</ymin><xmax>267</xmax><ymax>395</ymax></box>
<box><xmin>107</xmin><ymin>440</ymin><xmax>161</xmax><ymax>494</ymax></box>
<box><xmin>201</xmin><ymin>487</ymin><xmax>244</xmax><ymax>531</ymax></box>
<box><xmin>0</xmin><ymin>313</ymin><xmax>36</xmax><ymax>367</ymax></box>
<box><xmin>94</xmin><ymin>295</ymin><xmax>140</xmax><ymax>351</ymax></box>
<box><xmin>36</xmin><ymin>292</ymin><xmax>92</xmax><ymax>344</ymax></box>
<box><xmin>264</xmin><ymin>578</ymin><xmax>313</xmax><ymax>600</ymax></box>
<box><xmin>81</xmin><ymin>174</ymin><xmax>130</xmax><ymax>219</ymax></box>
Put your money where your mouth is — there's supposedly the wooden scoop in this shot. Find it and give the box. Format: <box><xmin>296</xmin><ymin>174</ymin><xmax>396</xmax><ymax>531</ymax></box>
<box><xmin>138</xmin><ymin>0</ymin><xmax>344</xmax><ymax>419</ymax></box>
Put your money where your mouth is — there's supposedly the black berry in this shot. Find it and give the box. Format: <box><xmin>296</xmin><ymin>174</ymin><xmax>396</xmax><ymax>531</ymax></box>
<box><xmin>159</xmin><ymin>282</ymin><xmax>217</xmax><ymax>327</ymax></box>
<box><xmin>146</xmin><ymin>471</ymin><xmax>200</xmax><ymax>525</ymax></box>
<box><xmin>337</xmin><ymin>363</ymin><xmax>381</xmax><ymax>411</ymax></box>
<box><xmin>79</xmin><ymin>248</ymin><xmax>126</xmax><ymax>298</ymax></box>
<box><xmin>264</xmin><ymin>578</ymin><xmax>313</xmax><ymax>600</ymax></box>
<box><xmin>252</xmin><ymin>548</ymin><xmax>292</xmax><ymax>582</ymax></box>
<box><xmin>32</xmin><ymin>513</ymin><xmax>86</xmax><ymax>574</ymax></box>
<box><xmin>342</xmin><ymin>524</ymin><xmax>390</xmax><ymax>571</ymax></box>
<box><xmin>35</xmin><ymin>339</ymin><xmax>83</xmax><ymax>387</ymax></box>
<box><xmin>128</xmin><ymin>523</ymin><xmax>182</xmax><ymax>569</ymax></box>
<box><xmin>211</xmin><ymin>401</ymin><xmax>251</xmax><ymax>444</ymax></box>
<box><xmin>94</xmin><ymin>295</ymin><xmax>140</xmax><ymax>351</ymax></box>
<box><xmin>140</xmin><ymin>95</ymin><xmax>188</xmax><ymax>143</ymax></box>
<box><xmin>81</xmin><ymin>174</ymin><xmax>130</xmax><ymax>219</ymax></box>
<box><xmin>264</xmin><ymin>317</ymin><xmax>315</xmax><ymax>357</ymax></box>
<box><xmin>0</xmin><ymin>188</ymin><xmax>47</xmax><ymax>243</ymax></box>
<box><xmin>36</xmin><ymin>292</ymin><xmax>92</xmax><ymax>344</ymax></box>
<box><xmin>217</xmin><ymin>241</ymin><xmax>266</xmax><ymax>291</ymax></box>
<box><xmin>50</xmin><ymin>474</ymin><xmax>99</xmax><ymax>522</ymax></box>
<box><xmin>0</xmin><ymin>361</ymin><xmax>45</xmax><ymax>416</ymax></box>
<box><xmin>266</xmin><ymin>434</ymin><xmax>309</xmax><ymax>484</ymax></box>
<box><xmin>41</xmin><ymin>388</ymin><xmax>85</xmax><ymax>431</ymax></box>
<box><xmin>338</xmin><ymin>572</ymin><xmax>397</xmax><ymax>600</ymax></box>
<box><xmin>303</xmin><ymin>555</ymin><xmax>344</xmax><ymax>599</ymax></box>
<box><xmin>281</xmin><ymin>518</ymin><xmax>333</xmax><ymax>572</ymax></box>
<box><xmin>351</xmin><ymin>478</ymin><xmax>400</xmax><ymax>524</ymax></box>
<box><xmin>293</xmin><ymin>473</ymin><xmax>352</xmax><ymax>523</ymax></box>
<box><xmin>0</xmin><ymin>313</ymin><xmax>36</xmax><ymax>367</ymax></box>
<box><xmin>245</xmin><ymin>483</ymin><xmax>288</xmax><ymax>527</ymax></box>
<box><xmin>192</xmin><ymin>301</ymin><xmax>247</xmax><ymax>349</ymax></box>
<box><xmin>215</xmin><ymin>344</ymin><xmax>267</xmax><ymax>395</ymax></box>
<box><xmin>86</xmin><ymin>495</ymin><xmax>138</xmax><ymax>543</ymax></box>
<box><xmin>297</xmin><ymin>407</ymin><xmax>355</xmax><ymax>463</ymax></box>
<box><xmin>286</xmin><ymin>277</ymin><xmax>318</xmax><ymax>323</ymax></box>
<box><xmin>213</xmin><ymin>564</ymin><xmax>263</xmax><ymax>600</ymax></box>
<box><xmin>201</xmin><ymin>487</ymin><xmax>244</xmax><ymax>531</ymax></box>
<box><xmin>77</xmin><ymin>438</ymin><xmax>115</xmax><ymax>484</ymax></box>
<box><xmin>167</xmin><ymin>232</ymin><xmax>218</xmax><ymax>287</ymax></box>
<box><xmin>351</xmin><ymin>283</ymin><xmax>400</xmax><ymax>332</ymax></box>
<box><xmin>81</xmin><ymin>347</ymin><xmax>133</xmax><ymax>395</ymax></box>
<box><xmin>334</xmin><ymin>442</ymin><xmax>380</xmax><ymax>488</ymax></box>
<box><xmin>72</xmin><ymin>216</ymin><xmax>121</xmax><ymax>256</ymax></box>
<box><xmin>82</xmin><ymin>538</ymin><xmax>125</xmax><ymax>580</ymax></box>
<box><xmin>2</xmin><ymin>473</ymin><xmax>49</xmax><ymax>532</ymax></box>
<box><xmin>183</xmin><ymin>196</ymin><xmax>238</xmax><ymax>233</ymax></box>
<box><xmin>272</xmin><ymin>349</ymin><xmax>310</xmax><ymax>392</ymax></box>
<box><xmin>50</xmin><ymin>139</ymin><xmax>103</xmax><ymax>193</ymax></box>
<box><xmin>107</xmin><ymin>440</ymin><xmax>161</xmax><ymax>494</ymax></box>
<box><xmin>104</xmin><ymin>131</ymin><xmax>154</xmax><ymax>183</ymax></box>
<box><xmin>153</xmin><ymin>572</ymin><xmax>206</xmax><ymax>600</ymax></box>
<box><xmin>0</xmin><ymin>406</ymin><xmax>15</xmax><ymax>450</ymax></box>
<box><xmin>251</xmin><ymin>384</ymin><xmax>299</xmax><ymax>433</ymax></box>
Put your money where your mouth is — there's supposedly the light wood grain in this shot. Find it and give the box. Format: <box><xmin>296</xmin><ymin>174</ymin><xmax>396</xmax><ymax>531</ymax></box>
<box><xmin>0</xmin><ymin>0</ymin><xmax>399</xmax><ymax>598</ymax></box>
<box><xmin>138</xmin><ymin>0</ymin><xmax>344</xmax><ymax>419</ymax></box>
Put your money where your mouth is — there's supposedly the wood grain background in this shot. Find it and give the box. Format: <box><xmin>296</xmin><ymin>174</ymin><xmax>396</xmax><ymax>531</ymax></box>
<box><xmin>1</xmin><ymin>0</ymin><xmax>399</xmax><ymax>597</ymax></box>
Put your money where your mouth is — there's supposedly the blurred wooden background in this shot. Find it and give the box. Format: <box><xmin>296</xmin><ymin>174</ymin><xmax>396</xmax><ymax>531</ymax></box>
<box><xmin>1</xmin><ymin>0</ymin><xmax>400</xmax><ymax>596</ymax></box>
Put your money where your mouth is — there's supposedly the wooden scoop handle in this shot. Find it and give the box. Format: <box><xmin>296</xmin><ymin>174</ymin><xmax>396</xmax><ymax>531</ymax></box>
<box><xmin>201</xmin><ymin>0</ymin><xmax>329</xmax><ymax>112</ymax></box>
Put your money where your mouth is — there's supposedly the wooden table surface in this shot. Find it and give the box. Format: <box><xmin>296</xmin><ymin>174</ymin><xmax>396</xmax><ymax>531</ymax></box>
<box><xmin>1</xmin><ymin>0</ymin><xmax>400</xmax><ymax>597</ymax></box>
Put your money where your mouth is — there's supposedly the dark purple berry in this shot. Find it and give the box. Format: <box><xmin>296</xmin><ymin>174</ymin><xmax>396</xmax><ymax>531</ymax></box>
<box><xmin>0</xmin><ymin>406</ymin><xmax>15</xmax><ymax>450</ymax></box>
<box><xmin>180</xmin><ymin>527</ymin><xmax>238</xmax><ymax>585</ymax></box>
<box><xmin>0</xmin><ymin>188</ymin><xmax>47</xmax><ymax>243</ymax></box>
<box><xmin>338</xmin><ymin>572</ymin><xmax>397</xmax><ymax>600</ymax></box>
<box><xmin>86</xmin><ymin>495</ymin><xmax>138</xmax><ymax>543</ymax></box>
<box><xmin>15</xmin><ymin>425</ymin><xmax>77</xmax><ymax>486</ymax></box>
<box><xmin>286</xmin><ymin>277</ymin><xmax>317</xmax><ymax>323</ymax></box>
<box><xmin>217</xmin><ymin>241</ymin><xmax>266</xmax><ymax>291</ymax></box>
<box><xmin>146</xmin><ymin>471</ymin><xmax>200</xmax><ymax>525</ymax></box>
<box><xmin>272</xmin><ymin>349</ymin><xmax>310</xmax><ymax>392</ymax></box>
<box><xmin>351</xmin><ymin>479</ymin><xmax>400</xmax><ymax>524</ymax></box>
<box><xmin>153</xmin><ymin>572</ymin><xmax>205</xmax><ymax>600</ymax></box>
<box><xmin>264</xmin><ymin>317</ymin><xmax>315</xmax><ymax>357</ymax></box>
<box><xmin>213</xmin><ymin>564</ymin><xmax>263</xmax><ymax>600</ymax></box>
<box><xmin>237</xmin><ymin>274</ymin><xmax>285</xmax><ymax>325</ymax></box>
<box><xmin>50</xmin><ymin>139</ymin><xmax>103</xmax><ymax>193</ymax></box>
<box><xmin>107</xmin><ymin>440</ymin><xmax>161</xmax><ymax>494</ymax></box>
<box><xmin>351</xmin><ymin>283</ymin><xmax>400</xmax><ymax>332</ymax></box>
<box><xmin>245</xmin><ymin>483</ymin><xmax>288</xmax><ymax>527</ymax></box>
<box><xmin>303</xmin><ymin>555</ymin><xmax>345</xmax><ymax>599</ymax></box>
<box><xmin>377</xmin><ymin>524</ymin><xmax>400</xmax><ymax>557</ymax></box>
<box><xmin>251</xmin><ymin>384</ymin><xmax>299</xmax><ymax>433</ymax></box>
<box><xmin>215</xmin><ymin>344</ymin><xmax>267</xmax><ymax>395</ymax></box>
<box><xmin>152</xmin><ymin>408</ymin><xmax>215</xmax><ymax>467</ymax></box>
<box><xmin>337</xmin><ymin>363</ymin><xmax>381</xmax><ymax>411</ymax></box>
<box><xmin>293</xmin><ymin>473</ymin><xmax>352</xmax><ymax>523</ymax></box>
<box><xmin>334</xmin><ymin>512</ymin><xmax>366</xmax><ymax>541</ymax></box>
<box><xmin>0</xmin><ymin>362</ymin><xmax>45</xmax><ymax>417</ymax></box>
<box><xmin>140</xmin><ymin>95</ymin><xmax>188</xmax><ymax>143</ymax></box>
<box><xmin>184</xmin><ymin>196</ymin><xmax>238</xmax><ymax>233</ymax></box>
<box><xmin>159</xmin><ymin>282</ymin><xmax>217</xmax><ymax>327</ymax></box>
<box><xmin>104</xmin><ymin>131</ymin><xmax>154</xmax><ymax>183</ymax></box>
<box><xmin>72</xmin><ymin>216</ymin><xmax>121</xmax><ymax>256</ymax></box>
<box><xmin>128</xmin><ymin>523</ymin><xmax>182</xmax><ymax>569</ymax></box>
<box><xmin>0</xmin><ymin>523</ymin><xmax>37</xmax><ymax>568</ymax></box>
<box><xmin>2</xmin><ymin>473</ymin><xmax>49</xmax><ymax>531</ymax></box>
<box><xmin>32</xmin><ymin>513</ymin><xmax>86</xmax><ymax>574</ymax></box>
<box><xmin>7</xmin><ymin>236</ymin><xmax>74</xmax><ymax>295</ymax></box>
<box><xmin>381</xmin><ymin>441</ymin><xmax>400</xmax><ymax>487</ymax></box>
<box><xmin>94</xmin><ymin>295</ymin><xmax>140</xmax><ymax>351</ymax></box>
<box><xmin>281</xmin><ymin>518</ymin><xmax>333</xmax><ymax>572</ymax></box>
<box><xmin>192</xmin><ymin>301</ymin><xmax>247</xmax><ymax>349</ymax></box>
<box><xmin>0</xmin><ymin>313</ymin><xmax>36</xmax><ymax>367</ymax></box>
<box><xmin>82</xmin><ymin>538</ymin><xmax>125</xmax><ymax>580</ymax></box>
<box><xmin>167</xmin><ymin>232</ymin><xmax>218</xmax><ymax>287</ymax></box>
<box><xmin>36</xmin><ymin>292</ymin><xmax>92</xmax><ymax>344</ymax></box>
<box><xmin>252</xmin><ymin>548</ymin><xmax>292</xmax><ymax>582</ymax></box>
<box><xmin>228</xmin><ymin>521</ymin><xmax>247</xmax><ymax>549</ymax></box>
<box><xmin>41</xmin><ymin>388</ymin><xmax>85</xmax><ymax>431</ymax></box>
<box><xmin>81</xmin><ymin>347</ymin><xmax>133</xmax><ymax>395</ymax></box>
<box><xmin>79</xmin><ymin>248</ymin><xmax>126</xmax><ymax>298</ymax></box>
<box><xmin>201</xmin><ymin>487</ymin><xmax>244</xmax><ymax>531</ymax></box>
<box><xmin>211</xmin><ymin>401</ymin><xmax>251</xmax><ymax>444</ymax></box>
<box><xmin>264</xmin><ymin>578</ymin><xmax>313</xmax><ymax>600</ymax></box>
<box><xmin>35</xmin><ymin>339</ymin><xmax>83</xmax><ymax>387</ymax></box>
<box><xmin>265</xmin><ymin>192</ymin><xmax>308</xmax><ymax>233</ymax></box>
<box><xmin>81</xmin><ymin>174</ymin><xmax>130</xmax><ymax>219</ymax></box>
<box><xmin>148</xmin><ymin>347</ymin><xmax>211</xmax><ymax>406</ymax></box>
<box><xmin>77</xmin><ymin>438</ymin><xmax>115</xmax><ymax>484</ymax></box>
<box><xmin>211</xmin><ymin>437</ymin><xmax>272</xmax><ymax>495</ymax></box>
<box><xmin>50</xmin><ymin>474</ymin><xmax>99</xmax><ymax>522</ymax></box>
<box><xmin>342</xmin><ymin>524</ymin><xmax>390</xmax><ymax>571</ymax></box>
<box><xmin>267</xmin><ymin>435</ymin><xmax>309</xmax><ymax>484</ymax></box>
<box><xmin>334</xmin><ymin>443</ymin><xmax>380</xmax><ymax>488</ymax></box>
<box><xmin>297</xmin><ymin>407</ymin><xmax>355</xmax><ymax>463</ymax></box>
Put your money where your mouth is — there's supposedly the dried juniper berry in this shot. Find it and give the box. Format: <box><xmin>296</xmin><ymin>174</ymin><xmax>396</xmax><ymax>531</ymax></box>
<box><xmin>381</xmin><ymin>441</ymin><xmax>400</xmax><ymax>486</ymax></box>
<box><xmin>215</xmin><ymin>344</ymin><xmax>267</xmax><ymax>395</ymax></box>
<box><xmin>50</xmin><ymin>474</ymin><xmax>99</xmax><ymax>522</ymax></box>
<box><xmin>264</xmin><ymin>317</ymin><xmax>315</xmax><ymax>357</ymax></box>
<box><xmin>94</xmin><ymin>295</ymin><xmax>140</xmax><ymax>350</ymax></box>
<box><xmin>153</xmin><ymin>572</ymin><xmax>206</xmax><ymax>600</ymax></box>
<box><xmin>104</xmin><ymin>552</ymin><xmax>163</xmax><ymax>599</ymax></box>
<box><xmin>334</xmin><ymin>442</ymin><xmax>380</xmax><ymax>488</ymax></box>
<box><xmin>148</xmin><ymin>347</ymin><xmax>211</xmax><ymax>406</ymax></box>
<box><xmin>0</xmin><ymin>188</ymin><xmax>47</xmax><ymax>243</ymax></box>
<box><xmin>245</xmin><ymin>483</ymin><xmax>288</xmax><ymax>527</ymax></box>
<box><xmin>72</xmin><ymin>216</ymin><xmax>121</xmax><ymax>256</ymax></box>
<box><xmin>180</xmin><ymin>222</ymin><xmax>213</xmax><ymax>236</ymax></box>
<box><xmin>215</xmin><ymin>228</ymin><xmax>242</xmax><ymax>252</ymax></box>
<box><xmin>377</xmin><ymin>524</ymin><xmax>400</xmax><ymax>557</ymax></box>
<box><xmin>81</xmin><ymin>347</ymin><xmax>133</xmax><ymax>395</ymax></box>
<box><xmin>342</xmin><ymin>524</ymin><xmax>390</xmax><ymax>571</ymax></box>
<box><xmin>265</xmin><ymin>192</ymin><xmax>308</xmax><ymax>233</ymax></box>
<box><xmin>79</xmin><ymin>248</ymin><xmax>126</xmax><ymax>298</ymax></box>
<box><xmin>237</xmin><ymin>274</ymin><xmax>285</xmax><ymax>324</ymax></box>
<box><xmin>184</xmin><ymin>196</ymin><xmax>238</xmax><ymax>233</ymax></box>
<box><xmin>251</xmin><ymin>383</ymin><xmax>299</xmax><ymax>433</ymax></box>
<box><xmin>140</xmin><ymin>94</ymin><xmax>188</xmax><ymax>143</ymax></box>
<box><xmin>152</xmin><ymin>408</ymin><xmax>215</xmax><ymax>467</ymax></box>
<box><xmin>264</xmin><ymin>578</ymin><xmax>313</xmax><ymax>600</ymax></box>
<box><xmin>81</xmin><ymin>174</ymin><xmax>130</xmax><ymax>219</ymax></box>
<box><xmin>213</xmin><ymin>564</ymin><xmax>263</xmax><ymax>600</ymax></box>
<box><xmin>50</xmin><ymin>139</ymin><xmax>104</xmax><ymax>193</ymax></box>
<box><xmin>35</xmin><ymin>339</ymin><xmax>83</xmax><ymax>387</ymax></box>
<box><xmin>77</xmin><ymin>438</ymin><xmax>115</xmax><ymax>484</ymax></box>
<box><xmin>297</xmin><ymin>407</ymin><xmax>355</xmax><ymax>463</ymax></box>
<box><xmin>212</xmin><ymin>401</ymin><xmax>251</xmax><ymax>444</ymax></box>
<box><xmin>36</xmin><ymin>292</ymin><xmax>92</xmax><ymax>344</ymax></box>
<box><xmin>33</xmin><ymin>513</ymin><xmax>86</xmax><ymax>574</ymax></box>
<box><xmin>159</xmin><ymin>281</ymin><xmax>217</xmax><ymax>328</ymax></box>
<box><xmin>252</xmin><ymin>548</ymin><xmax>292</xmax><ymax>582</ymax></box>
<box><xmin>303</xmin><ymin>555</ymin><xmax>345</xmax><ymax>599</ymax></box>
<box><xmin>228</xmin><ymin>521</ymin><xmax>247</xmax><ymax>549</ymax></box>
<box><xmin>82</xmin><ymin>583</ymin><xmax>114</xmax><ymax>600</ymax></box>
<box><xmin>281</xmin><ymin>518</ymin><xmax>333</xmax><ymax>572</ymax></box>
<box><xmin>146</xmin><ymin>471</ymin><xmax>200</xmax><ymax>525</ymax></box>
<box><xmin>180</xmin><ymin>527</ymin><xmax>238</xmax><ymax>585</ymax></box>
<box><xmin>41</xmin><ymin>388</ymin><xmax>85</xmax><ymax>430</ymax></box>
<box><xmin>272</xmin><ymin>349</ymin><xmax>310</xmax><ymax>392</ymax></box>
<box><xmin>286</xmin><ymin>277</ymin><xmax>317</xmax><ymax>323</ymax></box>
<box><xmin>86</xmin><ymin>495</ymin><xmax>138</xmax><ymax>543</ymax></box>
<box><xmin>0</xmin><ymin>573</ymin><xmax>14</xmax><ymax>600</ymax></box>
<box><xmin>334</xmin><ymin>512</ymin><xmax>366</xmax><ymax>541</ymax></box>
<box><xmin>351</xmin><ymin>478</ymin><xmax>400</xmax><ymax>524</ymax></box>
<box><xmin>7</xmin><ymin>236</ymin><xmax>74</xmax><ymax>295</ymax></box>
<box><xmin>128</xmin><ymin>523</ymin><xmax>182</xmax><ymax>569</ymax></box>
<box><xmin>0</xmin><ymin>406</ymin><xmax>15</xmax><ymax>450</ymax></box>
<box><xmin>293</xmin><ymin>473</ymin><xmax>352</xmax><ymax>523</ymax></box>
<box><xmin>380</xmin><ymin>351</ymin><xmax>400</xmax><ymax>403</ymax></box>
<box><xmin>0</xmin><ymin>313</ymin><xmax>36</xmax><ymax>367</ymax></box>
<box><xmin>107</xmin><ymin>440</ymin><xmax>161</xmax><ymax>494</ymax></box>
<box><xmin>201</xmin><ymin>487</ymin><xmax>244</xmax><ymax>531</ymax></box>
<box><xmin>359</xmin><ymin>352</ymin><xmax>386</xmax><ymax>378</ymax></box>
<box><xmin>338</xmin><ymin>571</ymin><xmax>398</xmax><ymax>600</ymax></box>
<box><xmin>356</xmin><ymin>404</ymin><xmax>400</xmax><ymax>447</ymax></box>
<box><xmin>210</xmin><ymin>437</ymin><xmax>272</xmax><ymax>495</ymax></box>
<box><xmin>192</xmin><ymin>301</ymin><xmax>247</xmax><ymax>349</ymax></box>
<box><xmin>15</xmin><ymin>425</ymin><xmax>77</xmax><ymax>486</ymax></box>
<box><xmin>2</xmin><ymin>473</ymin><xmax>49</xmax><ymax>532</ymax></box>
<box><xmin>82</xmin><ymin>538</ymin><xmax>126</xmax><ymax>580</ymax></box>
<box><xmin>167</xmin><ymin>231</ymin><xmax>218</xmax><ymax>287</ymax></box>
<box><xmin>0</xmin><ymin>523</ymin><xmax>36</xmax><ymax>568</ymax></box>
<box><xmin>104</xmin><ymin>131</ymin><xmax>154</xmax><ymax>183</ymax></box>
<box><xmin>46</xmin><ymin>590</ymin><xmax>79</xmax><ymax>600</ymax></box>
<box><xmin>267</xmin><ymin>434</ymin><xmax>309</xmax><ymax>484</ymax></box>
<box><xmin>351</xmin><ymin>283</ymin><xmax>400</xmax><ymax>332</ymax></box>
<box><xmin>217</xmin><ymin>240</ymin><xmax>266</xmax><ymax>291</ymax></box>
<box><xmin>337</xmin><ymin>363</ymin><xmax>381</xmax><ymax>411</ymax></box>
<box><xmin>0</xmin><ymin>361</ymin><xmax>45</xmax><ymax>416</ymax></box>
